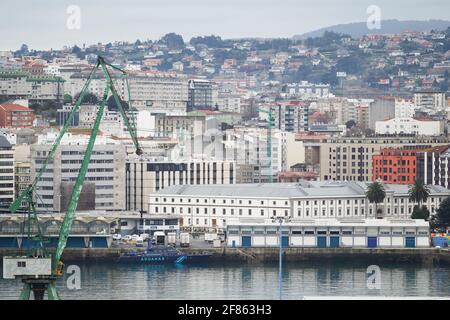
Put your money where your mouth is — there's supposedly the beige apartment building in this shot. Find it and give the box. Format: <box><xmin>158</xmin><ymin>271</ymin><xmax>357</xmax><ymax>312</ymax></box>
<box><xmin>319</xmin><ymin>136</ymin><xmax>449</xmax><ymax>182</ymax></box>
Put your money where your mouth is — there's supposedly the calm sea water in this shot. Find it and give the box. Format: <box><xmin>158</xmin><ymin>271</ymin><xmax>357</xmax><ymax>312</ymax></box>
<box><xmin>1</xmin><ymin>261</ymin><xmax>449</xmax><ymax>299</ymax></box>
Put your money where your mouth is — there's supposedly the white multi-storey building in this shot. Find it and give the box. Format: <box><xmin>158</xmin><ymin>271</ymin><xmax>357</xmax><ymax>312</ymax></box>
<box><xmin>394</xmin><ymin>99</ymin><xmax>416</xmax><ymax>118</ymax></box>
<box><xmin>259</xmin><ymin>101</ymin><xmax>309</xmax><ymax>133</ymax></box>
<box><xmin>0</xmin><ymin>69</ymin><xmax>64</xmax><ymax>102</ymax></box>
<box><xmin>148</xmin><ymin>181</ymin><xmax>450</xmax><ymax>231</ymax></box>
<box><xmin>217</xmin><ymin>92</ymin><xmax>241</xmax><ymax>114</ymax></box>
<box><xmin>78</xmin><ymin>105</ymin><xmax>124</xmax><ymax>136</ymax></box>
<box><xmin>414</xmin><ymin>91</ymin><xmax>446</xmax><ymax>111</ymax></box>
<box><xmin>64</xmin><ymin>76</ymin><xmax>125</xmax><ymax>99</ymax></box>
<box><xmin>0</xmin><ymin>136</ymin><xmax>14</xmax><ymax>208</ymax></box>
<box><xmin>126</xmin><ymin>73</ymin><xmax>188</xmax><ymax>114</ymax></box>
<box><xmin>375</xmin><ymin>117</ymin><xmax>444</xmax><ymax>136</ymax></box>
<box><xmin>224</xmin><ymin>128</ymin><xmax>305</xmax><ymax>182</ymax></box>
<box><xmin>32</xmin><ymin>133</ymin><xmax>126</xmax><ymax>212</ymax></box>
<box><xmin>126</xmin><ymin>158</ymin><xmax>235</xmax><ymax>213</ymax></box>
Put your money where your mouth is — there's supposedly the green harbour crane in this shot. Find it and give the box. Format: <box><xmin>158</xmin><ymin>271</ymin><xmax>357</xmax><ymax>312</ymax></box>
<box><xmin>257</xmin><ymin>107</ymin><xmax>275</xmax><ymax>183</ymax></box>
<box><xmin>6</xmin><ymin>56</ymin><xmax>143</xmax><ymax>300</ymax></box>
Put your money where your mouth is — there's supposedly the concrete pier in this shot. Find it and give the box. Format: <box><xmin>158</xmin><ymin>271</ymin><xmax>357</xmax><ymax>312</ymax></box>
<box><xmin>1</xmin><ymin>247</ymin><xmax>449</xmax><ymax>266</ymax></box>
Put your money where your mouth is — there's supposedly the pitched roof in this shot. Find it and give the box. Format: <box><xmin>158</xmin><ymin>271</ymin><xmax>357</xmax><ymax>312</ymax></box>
<box><xmin>152</xmin><ymin>181</ymin><xmax>450</xmax><ymax>199</ymax></box>
<box><xmin>0</xmin><ymin>104</ymin><xmax>32</xmax><ymax>112</ymax></box>
<box><xmin>0</xmin><ymin>135</ymin><xmax>11</xmax><ymax>148</ymax></box>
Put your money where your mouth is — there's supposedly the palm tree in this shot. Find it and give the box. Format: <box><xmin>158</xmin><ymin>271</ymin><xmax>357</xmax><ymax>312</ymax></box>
<box><xmin>366</xmin><ymin>181</ymin><xmax>386</xmax><ymax>217</ymax></box>
<box><xmin>408</xmin><ymin>179</ymin><xmax>430</xmax><ymax>208</ymax></box>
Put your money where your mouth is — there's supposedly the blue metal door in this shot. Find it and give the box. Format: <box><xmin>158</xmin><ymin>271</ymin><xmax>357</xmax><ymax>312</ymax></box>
<box><xmin>317</xmin><ymin>236</ymin><xmax>327</xmax><ymax>248</ymax></box>
<box><xmin>241</xmin><ymin>236</ymin><xmax>251</xmax><ymax>248</ymax></box>
<box><xmin>66</xmin><ymin>237</ymin><xmax>85</xmax><ymax>248</ymax></box>
<box><xmin>405</xmin><ymin>237</ymin><xmax>416</xmax><ymax>248</ymax></box>
<box><xmin>91</xmin><ymin>237</ymin><xmax>108</xmax><ymax>248</ymax></box>
<box><xmin>329</xmin><ymin>236</ymin><xmax>340</xmax><ymax>248</ymax></box>
<box><xmin>367</xmin><ymin>237</ymin><xmax>378</xmax><ymax>248</ymax></box>
<box><xmin>282</xmin><ymin>236</ymin><xmax>289</xmax><ymax>248</ymax></box>
<box><xmin>0</xmin><ymin>237</ymin><xmax>18</xmax><ymax>248</ymax></box>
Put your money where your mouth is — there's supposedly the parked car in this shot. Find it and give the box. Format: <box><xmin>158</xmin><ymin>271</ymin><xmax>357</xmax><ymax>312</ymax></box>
<box><xmin>112</xmin><ymin>234</ymin><xmax>122</xmax><ymax>241</ymax></box>
<box><xmin>135</xmin><ymin>237</ymin><xmax>144</xmax><ymax>247</ymax></box>
<box><xmin>122</xmin><ymin>235</ymin><xmax>132</xmax><ymax>242</ymax></box>
<box><xmin>140</xmin><ymin>233</ymin><xmax>150</xmax><ymax>241</ymax></box>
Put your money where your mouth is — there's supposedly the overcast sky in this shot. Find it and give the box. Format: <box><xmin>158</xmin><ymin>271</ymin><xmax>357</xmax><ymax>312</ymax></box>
<box><xmin>0</xmin><ymin>0</ymin><xmax>449</xmax><ymax>50</ymax></box>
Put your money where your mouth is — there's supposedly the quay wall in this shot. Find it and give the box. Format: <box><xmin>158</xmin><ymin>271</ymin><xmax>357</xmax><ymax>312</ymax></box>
<box><xmin>1</xmin><ymin>247</ymin><xmax>450</xmax><ymax>266</ymax></box>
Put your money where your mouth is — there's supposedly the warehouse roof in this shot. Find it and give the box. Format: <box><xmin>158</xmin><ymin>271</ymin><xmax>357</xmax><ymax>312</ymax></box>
<box><xmin>152</xmin><ymin>181</ymin><xmax>450</xmax><ymax>198</ymax></box>
<box><xmin>227</xmin><ymin>218</ymin><xmax>430</xmax><ymax>228</ymax></box>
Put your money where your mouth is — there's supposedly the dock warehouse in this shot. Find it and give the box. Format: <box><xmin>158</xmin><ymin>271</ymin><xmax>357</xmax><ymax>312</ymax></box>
<box><xmin>0</xmin><ymin>212</ymin><xmax>114</xmax><ymax>248</ymax></box>
<box><xmin>226</xmin><ymin>218</ymin><xmax>430</xmax><ymax>248</ymax></box>
<box><xmin>148</xmin><ymin>181</ymin><xmax>450</xmax><ymax>231</ymax></box>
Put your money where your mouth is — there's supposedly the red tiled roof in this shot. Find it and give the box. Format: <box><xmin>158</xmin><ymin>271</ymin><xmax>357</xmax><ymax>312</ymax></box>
<box><xmin>0</xmin><ymin>104</ymin><xmax>33</xmax><ymax>112</ymax></box>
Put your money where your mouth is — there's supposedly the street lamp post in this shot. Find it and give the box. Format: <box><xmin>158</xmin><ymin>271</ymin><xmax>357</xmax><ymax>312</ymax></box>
<box><xmin>272</xmin><ymin>215</ymin><xmax>291</xmax><ymax>300</ymax></box>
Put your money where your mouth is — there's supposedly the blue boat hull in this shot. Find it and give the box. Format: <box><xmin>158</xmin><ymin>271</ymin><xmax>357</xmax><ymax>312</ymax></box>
<box><xmin>117</xmin><ymin>245</ymin><xmax>212</xmax><ymax>264</ymax></box>
<box><xmin>118</xmin><ymin>254</ymin><xmax>211</xmax><ymax>264</ymax></box>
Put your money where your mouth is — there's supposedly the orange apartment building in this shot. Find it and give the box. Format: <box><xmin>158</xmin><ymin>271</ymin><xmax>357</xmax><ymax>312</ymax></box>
<box><xmin>0</xmin><ymin>104</ymin><xmax>35</xmax><ymax>128</ymax></box>
<box><xmin>372</xmin><ymin>148</ymin><xmax>420</xmax><ymax>184</ymax></box>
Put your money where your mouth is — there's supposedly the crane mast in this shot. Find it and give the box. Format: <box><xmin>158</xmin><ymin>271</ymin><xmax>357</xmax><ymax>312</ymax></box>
<box><xmin>6</xmin><ymin>56</ymin><xmax>143</xmax><ymax>300</ymax></box>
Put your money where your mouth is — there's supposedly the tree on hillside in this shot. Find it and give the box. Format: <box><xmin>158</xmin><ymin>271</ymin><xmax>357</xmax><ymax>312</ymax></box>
<box><xmin>190</xmin><ymin>35</ymin><xmax>223</xmax><ymax>48</ymax></box>
<box><xmin>366</xmin><ymin>182</ymin><xmax>386</xmax><ymax>216</ymax></box>
<box><xmin>63</xmin><ymin>94</ymin><xmax>73</xmax><ymax>105</ymax></box>
<box><xmin>160</xmin><ymin>33</ymin><xmax>185</xmax><ymax>50</ymax></box>
<box><xmin>106</xmin><ymin>95</ymin><xmax>129</xmax><ymax>111</ymax></box>
<box><xmin>336</xmin><ymin>55</ymin><xmax>363</xmax><ymax>75</ymax></box>
<box><xmin>74</xmin><ymin>92</ymin><xmax>98</xmax><ymax>105</ymax></box>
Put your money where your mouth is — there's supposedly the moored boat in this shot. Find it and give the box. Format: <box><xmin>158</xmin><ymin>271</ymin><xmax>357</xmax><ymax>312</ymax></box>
<box><xmin>118</xmin><ymin>244</ymin><xmax>211</xmax><ymax>264</ymax></box>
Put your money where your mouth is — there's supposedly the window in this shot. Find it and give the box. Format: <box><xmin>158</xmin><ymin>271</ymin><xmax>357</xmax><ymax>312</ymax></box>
<box><xmin>17</xmin><ymin>261</ymin><xmax>26</xmax><ymax>268</ymax></box>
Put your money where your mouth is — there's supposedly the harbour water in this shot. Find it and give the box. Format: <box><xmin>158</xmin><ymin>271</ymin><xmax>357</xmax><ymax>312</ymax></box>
<box><xmin>0</xmin><ymin>261</ymin><xmax>449</xmax><ymax>299</ymax></box>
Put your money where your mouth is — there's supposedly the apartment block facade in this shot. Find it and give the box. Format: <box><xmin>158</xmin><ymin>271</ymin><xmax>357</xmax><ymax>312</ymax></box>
<box><xmin>0</xmin><ymin>69</ymin><xmax>64</xmax><ymax>103</ymax></box>
<box><xmin>126</xmin><ymin>159</ymin><xmax>235</xmax><ymax>213</ymax></box>
<box><xmin>372</xmin><ymin>149</ymin><xmax>419</xmax><ymax>184</ymax></box>
<box><xmin>0</xmin><ymin>136</ymin><xmax>14</xmax><ymax>208</ymax></box>
<box><xmin>0</xmin><ymin>104</ymin><xmax>34</xmax><ymax>128</ymax></box>
<box><xmin>127</xmin><ymin>73</ymin><xmax>188</xmax><ymax>114</ymax></box>
<box><xmin>32</xmin><ymin>140</ymin><xmax>126</xmax><ymax>211</ymax></box>
<box><xmin>319</xmin><ymin>136</ymin><xmax>449</xmax><ymax>182</ymax></box>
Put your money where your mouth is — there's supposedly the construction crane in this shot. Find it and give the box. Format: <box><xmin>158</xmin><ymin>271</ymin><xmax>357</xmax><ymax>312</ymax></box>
<box><xmin>4</xmin><ymin>56</ymin><xmax>143</xmax><ymax>300</ymax></box>
<box><xmin>257</xmin><ymin>107</ymin><xmax>275</xmax><ymax>183</ymax></box>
